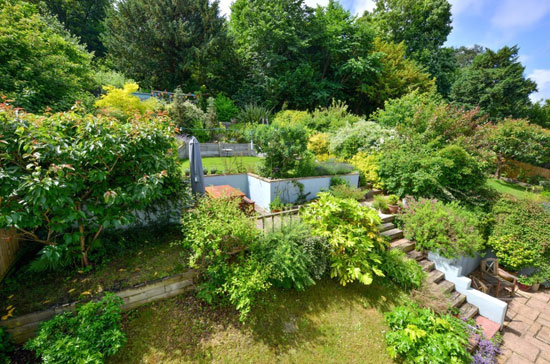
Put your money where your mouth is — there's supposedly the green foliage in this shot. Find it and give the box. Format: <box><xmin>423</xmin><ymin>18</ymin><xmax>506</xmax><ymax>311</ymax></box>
<box><xmin>453</xmin><ymin>45</ymin><xmax>486</xmax><ymax>68</ymax></box>
<box><xmin>488</xmin><ymin>197</ymin><xmax>550</xmax><ymax>271</ymax></box>
<box><xmin>168</xmin><ymin>88</ymin><xmax>213</xmax><ymax>141</ymax></box>
<box><xmin>400</xmin><ymin>198</ymin><xmax>485</xmax><ymax>259</ymax></box>
<box><xmin>381</xmin><ymin>249</ymin><xmax>426</xmax><ymax>290</ymax></box>
<box><xmin>272</xmin><ymin>110</ymin><xmax>313</xmax><ymax>129</ymax></box>
<box><xmin>95</xmin><ymin>83</ymin><xmax>160</xmax><ymax>121</ymax></box>
<box><xmin>26</xmin><ymin>293</ymin><xmax>126</xmax><ymax>364</ymax></box>
<box><xmin>329</xmin><ymin>120</ymin><xmax>395</xmax><ymax>159</ymax></box>
<box><xmin>0</xmin><ymin>103</ymin><xmax>185</xmax><ymax>268</ymax></box>
<box><xmin>236</xmin><ymin>104</ymin><xmax>272</xmax><ymax>124</ymax></box>
<box><xmin>214</xmin><ymin>94</ymin><xmax>239</xmax><ymax>122</ymax></box>
<box><xmin>253</xmin><ymin>124</ymin><xmax>313</xmax><ymax>178</ymax></box>
<box><xmin>309</xmin><ymin>100</ymin><xmax>362</xmax><ymax>131</ymax></box>
<box><xmin>93</xmin><ymin>68</ymin><xmax>134</xmax><ymax>89</ymax></box>
<box><xmin>269</xmin><ymin>195</ymin><xmax>292</xmax><ymax>212</ymax></box>
<box><xmin>385</xmin><ymin>304</ymin><xmax>471</xmax><ymax>364</ymax></box>
<box><xmin>0</xmin><ymin>0</ymin><xmax>94</xmax><ymax>112</ymax></box>
<box><xmin>329</xmin><ymin>185</ymin><xmax>365</xmax><ymax>201</ymax></box>
<box><xmin>330</xmin><ymin>176</ymin><xmax>348</xmax><ymax>187</ymax></box>
<box><xmin>527</xmin><ymin>99</ymin><xmax>550</xmax><ymax>129</ymax></box>
<box><xmin>350</xmin><ymin>152</ymin><xmax>384</xmax><ymax>188</ymax></box>
<box><xmin>307</xmin><ymin>132</ymin><xmax>331</xmax><ymax>159</ymax></box>
<box><xmin>0</xmin><ymin>327</ymin><xmax>13</xmax><ymax>364</ymax></box>
<box><xmin>450</xmin><ymin>46</ymin><xmax>537</xmax><ymax>120</ymax></box>
<box><xmin>301</xmin><ymin>193</ymin><xmax>387</xmax><ymax>286</ymax></box>
<box><xmin>371</xmin><ymin>91</ymin><xmax>442</xmax><ymax>130</ymax></box>
<box><xmin>372</xmin><ymin>195</ymin><xmax>389</xmax><ymax>212</ymax></box>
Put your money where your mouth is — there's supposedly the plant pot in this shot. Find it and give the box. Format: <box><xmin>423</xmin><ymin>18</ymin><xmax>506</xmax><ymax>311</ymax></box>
<box><xmin>388</xmin><ymin>204</ymin><xmax>399</xmax><ymax>214</ymax></box>
<box><xmin>271</xmin><ymin>209</ymin><xmax>281</xmax><ymax>213</ymax></box>
<box><xmin>518</xmin><ymin>282</ymin><xmax>532</xmax><ymax>292</ymax></box>
<box><xmin>532</xmin><ymin>283</ymin><xmax>541</xmax><ymax>292</ymax></box>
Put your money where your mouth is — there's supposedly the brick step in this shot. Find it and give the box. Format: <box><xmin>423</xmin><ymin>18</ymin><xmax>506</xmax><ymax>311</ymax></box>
<box><xmin>449</xmin><ymin>291</ymin><xmax>467</xmax><ymax>308</ymax></box>
<box><xmin>459</xmin><ymin>303</ymin><xmax>479</xmax><ymax>321</ymax></box>
<box><xmin>390</xmin><ymin>238</ymin><xmax>415</xmax><ymax>253</ymax></box>
<box><xmin>406</xmin><ymin>250</ymin><xmax>425</xmax><ymax>261</ymax></box>
<box><xmin>427</xmin><ymin>270</ymin><xmax>445</xmax><ymax>284</ymax></box>
<box><xmin>381</xmin><ymin>228</ymin><xmax>403</xmax><ymax>241</ymax></box>
<box><xmin>418</xmin><ymin>259</ymin><xmax>435</xmax><ymax>272</ymax></box>
<box><xmin>379</xmin><ymin>222</ymin><xmax>395</xmax><ymax>233</ymax></box>
<box><xmin>437</xmin><ymin>280</ymin><xmax>455</xmax><ymax>294</ymax></box>
<box><xmin>378</xmin><ymin>213</ymin><xmax>395</xmax><ymax>224</ymax></box>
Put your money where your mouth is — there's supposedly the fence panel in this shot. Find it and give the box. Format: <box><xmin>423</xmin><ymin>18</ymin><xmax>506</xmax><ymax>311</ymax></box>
<box><xmin>178</xmin><ymin>142</ymin><xmax>256</xmax><ymax>159</ymax></box>
<box><xmin>0</xmin><ymin>229</ymin><xmax>20</xmax><ymax>281</ymax></box>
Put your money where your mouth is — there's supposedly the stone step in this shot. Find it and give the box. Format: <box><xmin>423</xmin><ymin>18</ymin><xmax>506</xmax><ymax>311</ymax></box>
<box><xmin>427</xmin><ymin>270</ymin><xmax>445</xmax><ymax>284</ymax></box>
<box><xmin>390</xmin><ymin>238</ymin><xmax>415</xmax><ymax>253</ymax></box>
<box><xmin>381</xmin><ymin>228</ymin><xmax>403</xmax><ymax>241</ymax></box>
<box><xmin>406</xmin><ymin>250</ymin><xmax>425</xmax><ymax>261</ymax></box>
<box><xmin>418</xmin><ymin>259</ymin><xmax>435</xmax><ymax>272</ymax></box>
<box><xmin>459</xmin><ymin>303</ymin><xmax>479</xmax><ymax>321</ymax></box>
<box><xmin>437</xmin><ymin>280</ymin><xmax>455</xmax><ymax>294</ymax></box>
<box><xmin>378</xmin><ymin>213</ymin><xmax>394</xmax><ymax>223</ymax></box>
<box><xmin>379</xmin><ymin>222</ymin><xmax>395</xmax><ymax>232</ymax></box>
<box><xmin>449</xmin><ymin>291</ymin><xmax>467</xmax><ymax>308</ymax></box>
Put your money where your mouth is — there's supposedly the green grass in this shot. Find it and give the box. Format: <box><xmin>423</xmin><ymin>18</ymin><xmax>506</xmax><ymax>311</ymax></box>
<box><xmin>108</xmin><ymin>278</ymin><xmax>407</xmax><ymax>364</ymax></box>
<box><xmin>0</xmin><ymin>225</ymin><xmax>189</xmax><ymax>317</ymax></box>
<box><xmin>487</xmin><ymin>178</ymin><xmax>545</xmax><ymax>201</ymax></box>
<box><xmin>179</xmin><ymin>156</ymin><xmax>262</xmax><ymax>175</ymax></box>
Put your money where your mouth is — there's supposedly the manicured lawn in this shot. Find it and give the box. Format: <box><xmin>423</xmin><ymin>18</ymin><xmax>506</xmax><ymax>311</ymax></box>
<box><xmin>487</xmin><ymin>178</ymin><xmax>547</xmax><ymax>201</ymax></box>
<box><xmin>179</xmin><ymin>156</ymin><xmax>262</xmax><ymax>175</ymax></box>
<box><xmin>0</xmin><ymin>224</ymin><xmax>188</xmax><ymax>317</ymax></box>
<box><xmin>109</xmin><ymin>278</ymin><xmax>407</xmax><ymax>364</ymax></box>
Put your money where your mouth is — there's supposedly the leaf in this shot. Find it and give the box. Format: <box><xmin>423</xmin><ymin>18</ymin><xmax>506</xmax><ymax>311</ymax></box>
<box><xmin>68</xmin><ymin>288</ymin><xmax>76</xmax><ymax>294</ymax></box>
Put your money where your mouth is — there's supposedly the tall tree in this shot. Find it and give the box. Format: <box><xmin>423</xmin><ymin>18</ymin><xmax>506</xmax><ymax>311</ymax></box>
<box><xmin>365</xmin><ymin>0</ymin><xmax>457</xmax><ymax>96</ymax></box>
<box><xmin>28</xmin><ymin>0</ymin><xmax>112</xmax><ymax>56</ymax></box>
<box><xmin>0</xmin><ymin>0</ymin><xmax>94</xmax><ymax>112</ymax></box>
<box><xmin>450</xmin><ymin>46</ymin><xmax>537</xmax><ymax>119</ymax></box>
<box><xmin>454</xmin><ymin>45</ymin><xmax>486</xmax><ymax>68</ymax></box>
<box><xmin>103</xmin><ymin>0</ymin><xmax>239</xmax><ymax>93</ymax></box>
<box><xmin>527</xmin><ymin>99</ymin><xmax>550</xmax><ymax>129</ymax></box>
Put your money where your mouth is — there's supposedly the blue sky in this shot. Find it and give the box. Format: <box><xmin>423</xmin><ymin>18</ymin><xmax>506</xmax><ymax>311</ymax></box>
<box><xmin>218</xmin><ymin>0</ymin><xmax>550</xmax><ymax>102</ymax></box>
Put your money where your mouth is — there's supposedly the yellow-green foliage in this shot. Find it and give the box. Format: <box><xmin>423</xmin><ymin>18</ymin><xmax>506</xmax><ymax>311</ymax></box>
<box><xmin>350</xmin><ymin>152</ymin><xmax>383</xmax><ymax>188</ymax></box>
<box><xmin>308</xmin><ymin>132</ymin><xmax>330</xmax><ymax>160</ymax></box>
<box><xmin>95</xmin><ymin>83</ymin><xmax>159</xmax><ymax>120</ymax></box>
<box><xmin>272</xmin><ymin>110</ymin><xmax>312</xmax><ymax>128</ymax></box>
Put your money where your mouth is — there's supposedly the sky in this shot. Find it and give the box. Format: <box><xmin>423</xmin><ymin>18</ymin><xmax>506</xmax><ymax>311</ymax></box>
<box><xmin>217</xmin><ymin>0</ymin><xmax>550</xmax><ymax>102</ymax></box>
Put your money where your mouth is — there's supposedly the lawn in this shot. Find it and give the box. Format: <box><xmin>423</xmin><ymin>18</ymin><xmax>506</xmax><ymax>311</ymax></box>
<box><xmin>179</xmin><ymin>156</ymin><xmax>262</xmax><ymax>175</ymax></box>
<box><xmin>487</xmin><ymin>178</ymin><xmax>548</xmax><ymax>201</ymax></box>
<box><xmin>0</xmin><ymin>224</ymin><xmax>188</xmax><ymax>317</ymax></box>
<box><xmin>108</xmin><ymin>278</ymin><xmax>407</xmax><ymax>364</ymax></box>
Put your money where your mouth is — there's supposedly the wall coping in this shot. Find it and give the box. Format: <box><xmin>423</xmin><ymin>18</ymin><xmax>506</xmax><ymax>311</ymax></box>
<box><xmin>246</xmin><ymin>172</ymin><xmax>359</xmax><ymax>183</ymax></box>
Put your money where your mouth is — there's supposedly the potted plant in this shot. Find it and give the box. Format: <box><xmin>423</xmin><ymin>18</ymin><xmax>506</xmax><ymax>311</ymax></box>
<box><xmin>269</xmin><ymin>195</ymin><xmax>285</xmax><ymax>213</ymax></box>
<box><xmin>203</xmin><ymin>168</ymin><xmax>209</xmax><ymax>175</ymax></box>
<box><xmin>387</xmin><ymin>195</ymin><xmax>400</xmax><ymax>214</ymax></box>
<box><xmin>373</xmin><ymin>195</ymin><xmax>389</xmax><ymax>213</ymax></box>
<box><xmin>210</xmin><ymin>168</ymin><xmax>218</xmax><ymax>175</ymax></box>
<box><xmin>518</xmin><ymin>275</ymin><xmax>534</xmax><ymax>292</ymax></box>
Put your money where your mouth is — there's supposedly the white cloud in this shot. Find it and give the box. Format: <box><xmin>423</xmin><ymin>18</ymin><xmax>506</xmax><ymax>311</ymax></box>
<box><xmin>353</xmin><ymin>0</ymin><xmax>375</xmax><ymax>15</ymax></box>
<box><xmin>217</xmin><ymin>0</ymin><xmax>233</xmax><ymax>17</ymax></box>
<box><xmin>529</xmin><ymin>69</ymin><xmax>550</xmax><ymax>102</ymax></box>
<box><xmin>449</xmin><ymin>0</ymin><xmax>487</xmax><ymax>16</ymax></box>
<box><xmin>491</xmin><ymin>0</ymin><xmax>550</xmax><ymax>29</ymax></box>
<box><xmin>304</xmin><ymin>0</ymin><xmax>330</xmax><ymax>8</ymax></box>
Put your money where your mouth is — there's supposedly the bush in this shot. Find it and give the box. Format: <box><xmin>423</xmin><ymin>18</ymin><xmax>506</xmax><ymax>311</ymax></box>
<box><xmin>400</xmin><ymin>198</ymin><xmax>485</xmax><ymax>259</ymax></box>
<box><xmin>488</xmin><ymin>197</ymin><xmax>550</xmax><ymax>271</ymax></box>
<box><xmin>381</xmin><ymin>249</ymin><xmax>426</xmax><ymax>290</ymax></box>
<box><xmin>301</xmin><ymin>193</ymin><xmax>387</xmax><ymax>286</ymax></box>
<box><xmin>329</xmin><ymin>120</ymin><xmax>395</xmax><ymax>159</ymax></box>
<box><xmin>307</xmin><ymin>132</ymin><xmax>331</xmax><ymax>160</ymax></box>
<box><xmin>309</xmin><ymin>100</ymin><xmax>361</xmax><ymax>131</ymax></box>
<box><xmin>313</xmin><ymin>159</ymin><xmax>355</xmax><ymax>176</ymax></box>
<box><xmin>95</xmin><ymin>82</ymin><xmax>159</xmax><ymax>121</ymax></box>
<box><xmin>385</xmin><ymin>304</ymin><xmax>471</xmax><ymax>364</ymax></box>
<box><xmin>329</xmin><ymin>184</ymin><xmax>365</xmax><ymax>201</ymax></box>
<box><xmin>168</xmin><ymin>88</ymin><xmax>210</xmax><ymax>140</ymax></box>
<box><xmin>350</xmin><ymin>152</ymin><xmax>384</xmax><ymax>188</ymax></box>
<box><xmin>272</xmin><ymin>110</ymin><xmax>312</xmax><ymax>129</ymax></box>
<box><xmin>0</xmin><ymin>327</ymin><xmax>13</xmax><ymax>364</ymax></box>
<box><xmin>214</xmin><ymin>94</ymin><xmax>239</xmax><ymax>122</ymax></box>
<box><xmin>26</xmin><ymin>293</ymin><xmax>126</xmax><ymax>364</ymax></box>
<box><xmin>0</xmin><ymin>104</ymin><xmax>185</xmax><ymax>269</ymax></box>
<box><xmin>236</xmin><ymin>104</ymin><xmax>272</xmax><ymax>124</ymax></box>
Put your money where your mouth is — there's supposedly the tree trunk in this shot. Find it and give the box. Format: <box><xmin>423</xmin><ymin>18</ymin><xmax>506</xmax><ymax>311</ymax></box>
<box><xmin>79</xmin><ymin>224</ymin><xmax>90</xmax><ymax>267</ymax></box>
<box><xmin>496</xmin><ymin>154</ymin><xmax>503</xmax><ymax>179</ymax></box>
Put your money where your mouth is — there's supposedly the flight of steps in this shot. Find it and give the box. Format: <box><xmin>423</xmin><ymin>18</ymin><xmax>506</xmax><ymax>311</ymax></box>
<box><xmin>378</xmin><ymin>213</ymin><xmax>480</xmax><ymax>322</ymax></box>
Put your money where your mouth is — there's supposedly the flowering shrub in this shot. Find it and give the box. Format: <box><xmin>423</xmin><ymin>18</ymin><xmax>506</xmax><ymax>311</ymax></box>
<box><xmin>329</xmin><ymin>120</ymin><xmax>395</xmax><ymax>159</ymax></box>
<box><xmin>472</xmin><ymin>337</ymin><xmax>501</xmax><ymax>364</ymax></box>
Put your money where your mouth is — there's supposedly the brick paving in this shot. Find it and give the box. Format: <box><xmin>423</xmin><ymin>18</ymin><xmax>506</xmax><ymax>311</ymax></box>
<box><xmin>499</xmin><ymin>289</ymin><xmax>550</xmax><ymax>363</ymax></box>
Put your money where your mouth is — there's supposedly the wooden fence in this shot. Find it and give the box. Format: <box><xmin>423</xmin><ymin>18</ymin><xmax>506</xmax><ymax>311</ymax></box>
<box><xmin>503</xmin><ymin>160</ymin><xmax>550</xmax><ymax>181</ymax></box>
<box><xmin>178</xmin><ymin>142</ymin><xmax>256</xmax><ymax>159</ymax></box>
<box><xmin>0</xmin><ymin>229</ymin><xmax>20</xmax><ymax>281</ymax></box>
<box><xmin>254</xmin><ymin>209</ymin><xmax>300</xmax><ymax>233</ymax></box>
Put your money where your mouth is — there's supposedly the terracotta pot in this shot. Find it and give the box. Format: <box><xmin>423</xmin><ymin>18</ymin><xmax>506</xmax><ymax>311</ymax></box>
<box><xmin>518</xmin><ymin>282</ymin><xmax>532</xmax><ymax>292</ymax></box>
<box><xmin>388</xmin><ymin>204</ymin><xmax>399</xmax><ymax>214</ymax></box>
<box><xmin>532</xmin><ymin>283</ymin><xmax>541</xmax><ymax>292</ymax></box>
<box><xmin>271</xmin><ymin>209</ymin><xmax>281</xmax><ymax>213</ymax></box>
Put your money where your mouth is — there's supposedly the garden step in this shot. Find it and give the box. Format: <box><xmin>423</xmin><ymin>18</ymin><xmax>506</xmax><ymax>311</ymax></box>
<box><xmin>378</xmin><ymin>213</ymin><xmax>394</xmax><ymax>223</ymax></box>
<box><xmin>381</xmin><ymin>228</ymin><xmax>403</xmax><ymax>241</ymax></box>
<box><xmin>418</xmin><ymin>259</ymin><xmax>435</xmax><ymax>272</ymax></box>
<box><xmin>449</xmin><ymin>291</ymin><xmax>467</xmax><ymax>308</ymax></box>
<box><xmin>459</xmin><ymin>303</ymin><xmax>479</xmax><ymax>321</ymax></box>
<box><xmin>437</xmin><ymin>280</ymin><xmax>455</xmax><ymax>294</ymax></box>
<box><xmin>406</xmin><ymin>250</ymin><xmax>425</xmax><ymax>261</ymax></box>
<box><xmin>390</xmin><ymin>238</ymin><xmax>415</xmax><ymax>253</ymax></box>
<box><xmin>427</xmin><ymin>270</ymin><xmax>445</xmax><ymax>284</ymax></box>
<box><xmin>379</xmin><ymin>222</ymin><xmax>395</xmax><ymax>232</ymax></box>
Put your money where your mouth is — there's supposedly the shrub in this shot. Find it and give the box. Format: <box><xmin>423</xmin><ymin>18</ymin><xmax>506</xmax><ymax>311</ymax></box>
<box><xmin>400</xmin><ymin>198</ymin><xmax>485</xmax><ymax>259</ymax></box>
<box><xmin>0</xmin><ymin>104</ymin><xmax>185</xmax><ymax>269</ymax></box>
<box><xmin>26</xmin><ymin>293</ymin><xmax>126</xmax><ymax>364</ymax></box>
<box><xmin>350</xmin><ymin>152</ymin><xmax>384</xmax><ymax>188</ymax></box>
<box><xmin>95</xmin><ymin>82</ymin><xmax>159</xmax><ymax>121</ymax></box>
<box><xmin>313</xmin><ymin>159</ymin><xmax>355</xmax><ymax>176</ymax></box>
<box><xmin>214</xmin><ymin>94</ymin><xmax>239</xmax><ymax>122</ymax></box>
<box><xmin>272</xmin><ymin>110</ymin><xmax>312</xmax><ymax>128</ymax></box>
<box><xmin>385</xmin><ymin>304</ymin><xmax>471</xmax><ymax>364</ymax></box>
<box><xmin>381</xmin><ymin>249</ymin><xmax>426</xmax><ymax>290</ymax></box>
<box><xmin>329</xmin><ymin>185</ymin><xmax>365</xmax><ymax>201</ymax></box>
<box><xmin>301</xmin><ymin>193</ymin><xmax>387</xmax><ymax>286</ymax></box>
<box><xmin>372</xmin><ymin>195</ymin><xmax>389</xmax><ymax>212</ymax></box>
<box><xmin>168</xmin><ymin>88</ymin><xmax>210</xmax><ymax>140</ymax></box>
<box><xmin>330</xmin><ymin>176</ymin><xmax>348</xmax><ymax>187</ymax></box>
<box><xmin>329</xmin><ymin>120</ymin><xmax>395</xmax><ymax>159</ymax></box>
<box><xmin>307</xmin><ymin>132</ymin><xmax>331</xmax><ymax>160</ymax></box>
<box><xmin>309</xmin><ymin>100</ymin><xmax>361</xmax><ymax>131</ymax></box>
<box><xmin>488</xmin><ymin>197</ymin><xmax>550</xmax><ymax>271</ymax></box>
<box><xmin>236</xmin><ymin>104</ymin><xmax>271</xmax><ymax>124</ymax></box>
<box><xmin>0</xmin><ymin>327</ymin><xmax>13</xmax><ymax>364</ymax></box>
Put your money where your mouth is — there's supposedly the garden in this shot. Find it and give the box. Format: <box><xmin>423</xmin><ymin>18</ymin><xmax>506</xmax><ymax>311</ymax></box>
<box><xmin>2</xmin><ymin>0</ymin><xmax>550</xmax><ymax>363</ymax></box>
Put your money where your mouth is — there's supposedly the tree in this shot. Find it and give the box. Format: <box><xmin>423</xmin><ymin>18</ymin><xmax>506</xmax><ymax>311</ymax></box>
<box><xmin>0</xmin><ymin>103</ymin><xmax>185</xmax><ymax>268</ymax></box>
<box><xmin>28</xmin><ymin>0</ymin><xmax>112</xmax><ymax>56</ymax></box>
<box><xmin>450</xmin><ymin>46</ymin><xmax>537</xmax><ymax>119</ymax></box>
<box><xmin>527</xmin><ymin>99</ymin><xmax>550</xmax><ymax>129</ymax></box>
<box><xmin>365</xmin><ymin>0</ymin><xmax>456</xmax><ymax>96</ymax></box>
<box><xmin>454</xmin><ymin>45</ymin><xmax>486</xmax><ymax>68</ymax></box>
<box><xmin>0</xmin><ymin>0</ymin><xmax>94</xmax><ymax>112</ymax></box>
<box><xmin>103</xmin><ymin>0</ymin><xmax>239</xmax><ymax>93</ymax></box>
